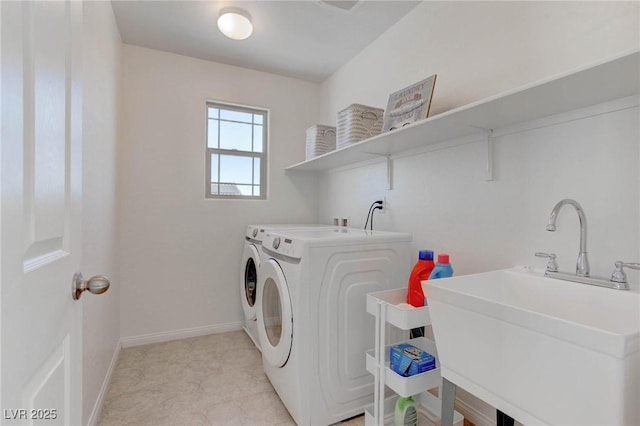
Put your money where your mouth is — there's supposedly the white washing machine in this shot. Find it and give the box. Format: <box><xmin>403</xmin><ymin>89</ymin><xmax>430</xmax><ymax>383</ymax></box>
<box><xmin>256</xmin><ymin>228</ymin><xmax>412</xmax><ymax>425</ymax></box>
<box><xmin>240</xmin><ymin>224</ymin><xmax>337</xmax><ymax>350</ymax></box>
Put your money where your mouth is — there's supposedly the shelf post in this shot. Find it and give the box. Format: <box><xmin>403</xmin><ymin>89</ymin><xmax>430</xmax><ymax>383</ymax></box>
<box><xmin>378</xmin><ymin>302</ymin><xmax>387</xmax><ymax>424</ymax></box>
<box><xmin>373</xmin><ymin>301</ymin><xmax>381</xmax><ymax>424</ymax></box>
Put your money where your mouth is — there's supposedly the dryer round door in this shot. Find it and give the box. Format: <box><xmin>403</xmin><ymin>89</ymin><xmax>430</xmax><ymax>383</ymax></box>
<box><xmin>257</xmin><ymin>258</ymin><xmax>293</xmax><ymax>368</ymax></box>
<box><xmin>240</xmin><ymin>243</ymin><xmax>260</xmax><ymax>321</ymax></box>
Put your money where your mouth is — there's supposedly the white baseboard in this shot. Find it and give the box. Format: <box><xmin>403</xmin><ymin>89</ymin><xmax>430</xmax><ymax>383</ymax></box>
<box><xmin>87</xmin><ymin>340</ymin><xmax>121</xmax><ymax>426</ymax></box>
<box><xmin>120</xmin><ymin>321</ymin><xmax>244</xmax><ymax>348</ymax></box>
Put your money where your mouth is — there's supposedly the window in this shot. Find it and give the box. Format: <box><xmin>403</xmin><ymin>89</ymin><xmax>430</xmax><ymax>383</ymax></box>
<box><xmin>206</xmin><ymin>102</ymin><xmax>267</xmax><ymax>199</ymax></box>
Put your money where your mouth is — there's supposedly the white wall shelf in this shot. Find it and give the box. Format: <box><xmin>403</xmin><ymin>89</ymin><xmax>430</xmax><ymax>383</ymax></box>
<box><xmin>286</xmin><ymin>51</ymin><xmax>639</xmax><ymax>173</ymax></box>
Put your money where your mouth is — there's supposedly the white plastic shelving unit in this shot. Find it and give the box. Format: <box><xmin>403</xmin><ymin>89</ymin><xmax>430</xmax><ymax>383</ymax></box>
<box><xmin>365</xmin><ymin>288</ymin><xmax>464</xmax><ymax>426</ymax></box>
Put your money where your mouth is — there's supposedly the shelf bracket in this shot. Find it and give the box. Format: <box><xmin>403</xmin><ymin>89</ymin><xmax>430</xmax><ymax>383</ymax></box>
<box><xmin>361</xmin><ymin>152</ymin><xmax>393</xmax><ymax>190</ymax></box>
<box><xmin>485</xmin><ymin>129</ymin><xmax>494</xmax><ymax>181</ymax></box>
<box><xmin>468</xmin><ymin>127</ymin><xmax>494</xmax><ymax>181</ymax></box>
<box><xmin>386</xmin><ymin>155</ymin><xmax>393</xmax><ymax>190</ymax></box>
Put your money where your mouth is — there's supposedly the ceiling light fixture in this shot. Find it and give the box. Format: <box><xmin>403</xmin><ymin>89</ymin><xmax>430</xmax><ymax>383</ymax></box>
<box><xmin>217</xmin><ymin>8</ymin><xmax>253</xmax><ymax>40</ymax></box>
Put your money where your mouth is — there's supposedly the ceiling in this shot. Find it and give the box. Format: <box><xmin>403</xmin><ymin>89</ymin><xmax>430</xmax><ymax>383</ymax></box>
<box><xmin>111</xmin><ymin>0</ymin><xmax>421</xmax><ymax>82</ymax></box>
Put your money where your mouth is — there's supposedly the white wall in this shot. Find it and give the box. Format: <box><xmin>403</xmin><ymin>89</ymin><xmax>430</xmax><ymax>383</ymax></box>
<box><xmin>316</xmin><ymin>1</ymin><xmax>640</xmax><ymax>423</ymax></box>
<box><xmin>319</xmin><ymin>102</ymin><xmax>639</xmax><ymax>278</ymax></box>
<box><xmin>118</xmin><ymin>45</ymin><xmax>320</xmax><ymax>341</ymax></box>
<box><xmin>319</xmin><ymin>1</ymin><xmax>640</xmax><ymax>123</ymax></box>
<box><xmin>81</xmin><ymin>1</ymin><xmax>121</xmax><ymax>424</ymax></box>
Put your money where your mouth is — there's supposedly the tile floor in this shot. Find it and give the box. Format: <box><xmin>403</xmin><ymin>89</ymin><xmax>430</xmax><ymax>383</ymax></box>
<box><xmin>98</xmin><ymin>331</ymin><xmax>365</xmax><ymax>426</ymax></box>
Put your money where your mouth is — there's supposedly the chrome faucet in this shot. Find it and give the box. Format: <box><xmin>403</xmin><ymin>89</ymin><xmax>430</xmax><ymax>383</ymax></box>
<box><xmin>536</xmin><ymin>199</ymin><xmax>632</xmax><ymax>290</ymax></box>
<box><xmin>546</xmin><ymin>199</ymin><xmax>589</xmax><ymax>277</ymax></box>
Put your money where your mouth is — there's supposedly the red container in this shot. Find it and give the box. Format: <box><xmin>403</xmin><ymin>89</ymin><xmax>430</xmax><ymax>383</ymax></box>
<box><xmin>406</xmin><ymin>250</ymin><xmax>435</xmax><ymax>307</ymax></box>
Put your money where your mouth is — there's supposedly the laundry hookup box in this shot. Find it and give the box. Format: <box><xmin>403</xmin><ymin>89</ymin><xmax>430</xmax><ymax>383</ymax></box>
<box><xmin>390</xmin><ymin>343</ymin><xmax>436</xmax><ymax>377</ymax></box>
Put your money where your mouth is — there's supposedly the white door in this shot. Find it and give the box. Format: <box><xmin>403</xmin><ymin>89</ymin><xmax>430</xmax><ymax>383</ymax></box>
<box><xmin>1</xmin><ymin>1</ymin><xmax>84</xmax><ymax>424</ymax></box>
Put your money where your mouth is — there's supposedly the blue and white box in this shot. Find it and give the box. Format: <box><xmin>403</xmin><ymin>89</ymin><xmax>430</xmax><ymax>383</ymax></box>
<box><xmin>390</xmin><ymin>343</ymin><xmax>436</xmax><ymax>377</ymax></box>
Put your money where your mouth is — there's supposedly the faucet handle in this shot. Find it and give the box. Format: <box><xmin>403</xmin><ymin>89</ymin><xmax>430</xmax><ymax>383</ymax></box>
<box><xmin>610</xmin><ymin>261</ymin><xmax>640</xmax><ymax>283</ymax></box>
<box><xmin>535</xmin><ymin>252</ymin><xmax>558</xmax><ymax>272</ymax></box>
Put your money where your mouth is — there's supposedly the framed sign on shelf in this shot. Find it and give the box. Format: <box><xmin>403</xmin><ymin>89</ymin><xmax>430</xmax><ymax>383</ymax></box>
<box><xmin>382</xmin><ymin>75</ymin><xmax>437</xmax><ymax>133</ymax></box>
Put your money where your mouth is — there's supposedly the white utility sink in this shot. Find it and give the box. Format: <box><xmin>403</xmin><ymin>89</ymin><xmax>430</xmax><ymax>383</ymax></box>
<box><xmin>424</xmin><ymin>267</ymin><xmax>640</xmax><ymax>425</ymax></box>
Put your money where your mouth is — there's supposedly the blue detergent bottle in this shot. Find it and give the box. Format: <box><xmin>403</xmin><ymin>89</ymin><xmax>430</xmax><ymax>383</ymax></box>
<box><xmin>429</xmin><ymin>254</ymin><xmax>453</xmax><ymax>279</ymax></box>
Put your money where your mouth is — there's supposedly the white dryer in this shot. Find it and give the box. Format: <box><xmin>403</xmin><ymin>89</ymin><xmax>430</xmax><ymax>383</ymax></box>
<box><xmin>240</xmin><ymin>224</ymin><xmax>337</xmax><ymax>350</ymax></box>
<box><xmin>256</xmin><ymin>228</ymin><xmax>411</xmax><ymax>425</ymax></box>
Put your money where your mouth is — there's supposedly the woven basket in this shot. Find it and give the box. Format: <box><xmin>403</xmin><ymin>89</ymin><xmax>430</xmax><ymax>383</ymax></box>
<box><xmin>305</xmin><ymin>125</ymin><xmax>336</xmax><ymax>160</ymax></box>
<box><xmin>336</xmin><ymin>104</ymin><xmax>384</xmax><ymax>149</ymax></box>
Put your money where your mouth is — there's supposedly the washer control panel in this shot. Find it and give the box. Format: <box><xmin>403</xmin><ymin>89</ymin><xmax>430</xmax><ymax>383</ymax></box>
<box><xmin>262</xmin><ymin>233</ymin><xmax>302</xmax><ymax>260</ymax></box>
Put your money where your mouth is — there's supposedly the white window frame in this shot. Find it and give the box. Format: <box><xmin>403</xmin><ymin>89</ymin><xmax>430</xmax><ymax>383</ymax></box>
<box><xmin>205</xmin><ymin>101</ymin><xmax>268</xmax><ymax>200</ymax></box>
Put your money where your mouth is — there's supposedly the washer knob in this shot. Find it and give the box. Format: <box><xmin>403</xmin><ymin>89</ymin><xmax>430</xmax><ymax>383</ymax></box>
<box><xmin>272</xmin><ymin>237</ymin><xmax>281</xmax><ymax>250</ymax></box>
<box><xmin>252</xmin><ymin>228</ymin><xmax>259</xmax><ymax>237</ymax></box>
